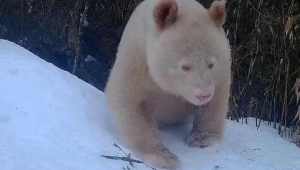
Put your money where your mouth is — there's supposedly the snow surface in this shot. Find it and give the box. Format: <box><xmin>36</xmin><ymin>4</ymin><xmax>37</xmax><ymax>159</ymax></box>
<box><xmin>0</xmin><ymin>39</ymin><xmax>300</xmax><ymax>170</ymax></box>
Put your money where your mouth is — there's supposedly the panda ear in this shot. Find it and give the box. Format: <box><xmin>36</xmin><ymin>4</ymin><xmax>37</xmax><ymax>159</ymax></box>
<box><xmin>208</xmin><ymin>0</ymin><xmax>227</xmax><ymax>27</ymax></box>
<box><xmin>153</xmin><ymin>0</ymin><xmax>178</xmax><ymax>30</ymax></box>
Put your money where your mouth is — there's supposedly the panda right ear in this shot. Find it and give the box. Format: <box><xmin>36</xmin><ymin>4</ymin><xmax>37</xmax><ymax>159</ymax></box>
<box><xmin>153</xmin><ymin>0</ymin><xmax>178</xmax><ymax>31</ymax></box>
<box><xmin>208</xmin><ymin>0</ymin><xmax>227</xmax><ymax>27</ymax></box>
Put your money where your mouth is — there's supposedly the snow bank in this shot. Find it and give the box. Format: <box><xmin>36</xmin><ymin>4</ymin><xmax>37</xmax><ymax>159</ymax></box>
<box><xmin>0</xmin><ymin>39</ymin><xmax>299</xmax><ymax>170</ymax></box>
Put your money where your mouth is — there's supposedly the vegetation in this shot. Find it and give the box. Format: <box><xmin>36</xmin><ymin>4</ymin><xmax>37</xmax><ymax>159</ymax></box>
<box><xmin>225</xmin><ymin>0</ymin><xmax>300</xmax><ymax>146</ymax></box>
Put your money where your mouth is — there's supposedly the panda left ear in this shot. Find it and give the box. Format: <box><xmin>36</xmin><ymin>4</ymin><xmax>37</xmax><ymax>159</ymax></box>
<box><xmin>153</xmin><ymin>0</ymin><xmax>178</xmax><ymax>31</ymax></box>
<box><xmin>208</xmin><ymin>0</ymin><xmax>227</xmax><ymax>27</ymax></box>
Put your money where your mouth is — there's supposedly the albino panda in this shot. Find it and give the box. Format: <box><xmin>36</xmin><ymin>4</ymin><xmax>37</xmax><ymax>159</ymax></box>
<box><xmin>104</xmin><ymin>0</ymin><xmax>232</xmax><ymax>169</ymax></box>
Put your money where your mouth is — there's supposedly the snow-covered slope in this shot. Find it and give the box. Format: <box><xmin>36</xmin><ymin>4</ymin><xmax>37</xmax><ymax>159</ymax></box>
<box><xmin>0</xmin><ymin>39</ymin><xmax>299</xmax><ymax>170</ymax></box>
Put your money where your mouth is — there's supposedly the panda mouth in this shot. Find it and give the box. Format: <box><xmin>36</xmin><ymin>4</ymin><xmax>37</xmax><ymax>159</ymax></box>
<box><xmin>195</xmin><ymin>95</ymin><xmax>211</xmax><ymax>102</ymax></box>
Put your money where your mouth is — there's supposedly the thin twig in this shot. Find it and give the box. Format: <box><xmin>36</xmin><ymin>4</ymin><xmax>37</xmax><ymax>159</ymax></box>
<box><xmin>101</xmin><ymin>142</ymin><xmax>157</xmax><ymax>170</ymax></box>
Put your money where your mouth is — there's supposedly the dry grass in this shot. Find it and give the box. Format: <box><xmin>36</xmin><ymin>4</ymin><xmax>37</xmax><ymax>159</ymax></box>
<box><xmin>224</xmin><ymin>0</ymin><xmax>300</xmax><ymax>143</ymax></box>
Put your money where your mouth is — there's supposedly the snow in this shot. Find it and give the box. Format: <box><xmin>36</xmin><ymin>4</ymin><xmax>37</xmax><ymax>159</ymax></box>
<box><xmin>0</xmin><ymin>39</ymin><xmax>299</xmax><ymax>170</ymax></box>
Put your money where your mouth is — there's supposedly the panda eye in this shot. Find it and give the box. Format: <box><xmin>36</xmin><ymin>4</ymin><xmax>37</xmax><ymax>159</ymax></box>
<box><xmin>182</xmin><ymin>64</ymin><xmax>191</xmax><ymax>71</ymax></box>
<box><xmin>208</xmin><ymin>63</ymin><xmax>214</xmax><ymax>69</ymax></box>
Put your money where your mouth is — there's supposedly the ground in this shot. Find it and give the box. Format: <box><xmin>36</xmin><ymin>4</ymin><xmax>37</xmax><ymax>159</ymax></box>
<box><xmin>0</xmin><ymin>39</ymin><xmax>299</xmax><ymax>170</ymax></box>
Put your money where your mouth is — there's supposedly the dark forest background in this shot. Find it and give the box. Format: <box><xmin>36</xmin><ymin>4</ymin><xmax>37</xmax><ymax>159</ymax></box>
<box><xmin>0</xmin><ymin>0</ymin><xmax>299</xmax><ymax>146</ymax></box>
